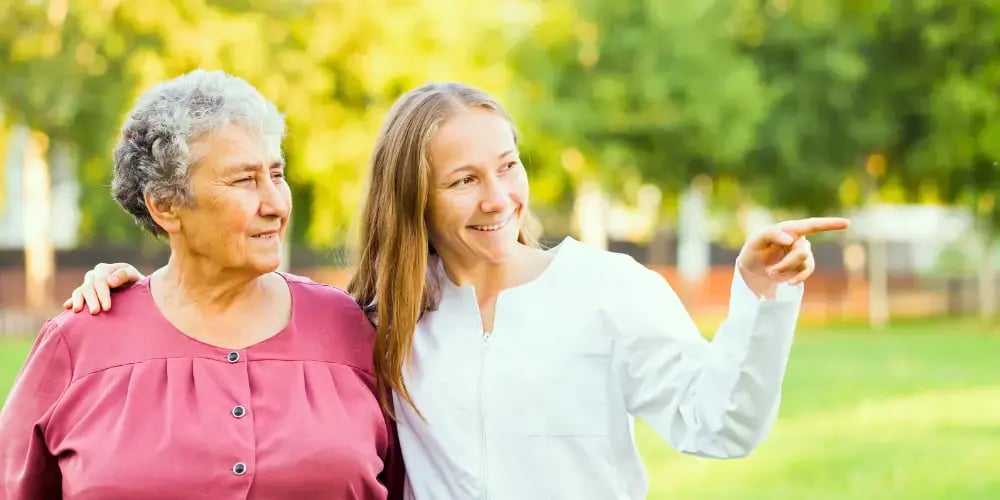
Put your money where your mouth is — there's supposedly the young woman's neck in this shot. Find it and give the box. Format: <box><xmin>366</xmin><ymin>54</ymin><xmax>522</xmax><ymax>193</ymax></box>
<box><xmin>440</xmin><ymin>243</ymin><xmax>550</xmax><ymax>301</ymax></box>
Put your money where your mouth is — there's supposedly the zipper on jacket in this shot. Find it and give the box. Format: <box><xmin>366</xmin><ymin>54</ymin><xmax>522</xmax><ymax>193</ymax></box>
<box><xmin>478</xmin><ymin>330</ymin><xmax>491</xmax><ymax>499</ymax></box>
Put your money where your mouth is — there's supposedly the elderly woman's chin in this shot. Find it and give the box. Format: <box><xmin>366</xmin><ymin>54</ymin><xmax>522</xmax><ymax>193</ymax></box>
<box><xmin>246</xmin><ymin>235</ymin><xmax>284</xmax><ymax>273</ymax></box>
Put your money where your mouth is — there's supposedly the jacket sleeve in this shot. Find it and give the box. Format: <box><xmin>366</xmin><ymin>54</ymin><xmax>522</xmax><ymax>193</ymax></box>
<box><xmin>609</xmin><ymin>256</ymin><xmax>802</xmax><ymax>458</ymax></box>
<box><xmin>0</xmin><ymin>319</ymin><xmax>72</xmax><ymax>499</ymax></box>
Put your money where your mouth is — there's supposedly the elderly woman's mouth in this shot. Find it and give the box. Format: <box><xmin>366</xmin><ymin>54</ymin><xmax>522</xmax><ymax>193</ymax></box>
<box><xmin>251</xmin><ymin>230</ymin><xmax>279</xmax><ymax>240</ymax></box>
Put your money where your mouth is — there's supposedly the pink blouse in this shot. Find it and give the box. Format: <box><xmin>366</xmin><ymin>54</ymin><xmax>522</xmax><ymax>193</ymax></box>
<box><xmin>0</xmin><ymin>273</ymin><xmax>403</xmax><ymax>499</ymax></box>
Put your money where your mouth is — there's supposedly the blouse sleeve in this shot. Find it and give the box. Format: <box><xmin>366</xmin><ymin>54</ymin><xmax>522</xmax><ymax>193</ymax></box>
<box><xmin>608</xmin><ymin>256</ymin><xmax>803</xmax><ymax>458</ymax></box>
<box><xmin>0</xmin><ymin>319</ymin><xmax>73</xmax><ymax>499</ymax></box>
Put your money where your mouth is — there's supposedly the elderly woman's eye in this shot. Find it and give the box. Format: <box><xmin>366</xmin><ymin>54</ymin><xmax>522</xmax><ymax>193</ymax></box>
<box><xmin>234</xmin><ymin>177</ymin><xmax>254</xmax><ymax>185</ymax></box>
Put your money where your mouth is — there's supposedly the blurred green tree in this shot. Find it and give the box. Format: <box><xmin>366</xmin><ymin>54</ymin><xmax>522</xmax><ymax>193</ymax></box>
<box><xmin>508</xmin><ymin>0</ymin><xmax>769</xmax><ymax>211</ymax></box>
<box><xmin>0</xmin><ymin>0</ymin><xmax>532</xmax><ymax>253</ymax></box>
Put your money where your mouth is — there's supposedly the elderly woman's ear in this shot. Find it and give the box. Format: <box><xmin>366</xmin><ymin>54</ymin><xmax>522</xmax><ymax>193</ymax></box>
<box><xmin>143</xmin><ymin>191</ymin><xmax>181</xmax><ymax>235</ymax></box>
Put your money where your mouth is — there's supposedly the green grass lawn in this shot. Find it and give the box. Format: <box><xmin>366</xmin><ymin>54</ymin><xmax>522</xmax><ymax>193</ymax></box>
<box><xmin>1</xmin><ymin>320</ymin><xmax>997</xmax><ymax>498</ymax></box>
<box><xmin>0</xmin><ymin>336</ymin><xmax>33</xmax><ymax>398</ymax></box>
<box><xmin>639</xmin><ymin>320</ymin><xmax>1000</xmax><ymax>499</ymax></box>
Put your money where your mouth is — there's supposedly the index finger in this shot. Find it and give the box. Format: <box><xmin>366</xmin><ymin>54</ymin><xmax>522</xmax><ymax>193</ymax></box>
<box><xmin>778</xmin><ymin>217</ymin><xmax>850</xmax><ymax>237</ymax></box>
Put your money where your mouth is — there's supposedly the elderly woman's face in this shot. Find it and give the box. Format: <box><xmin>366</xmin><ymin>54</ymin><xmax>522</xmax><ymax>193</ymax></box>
<box><xmin>176</xmin><ymin>123</ymin><xmax>291</xmax><ymax>274</ymax></box>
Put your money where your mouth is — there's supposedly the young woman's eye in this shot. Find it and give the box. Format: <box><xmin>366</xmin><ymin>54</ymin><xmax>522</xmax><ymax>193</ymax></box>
<box><xmin>501</xmin><ymin>161</ymin><xmax>518</xmax><ymax>171</ymax></box>
<box><xmin>452</xmin><ymin>176</ymin><xmax>475</xmax><ymax>187</ymax></box>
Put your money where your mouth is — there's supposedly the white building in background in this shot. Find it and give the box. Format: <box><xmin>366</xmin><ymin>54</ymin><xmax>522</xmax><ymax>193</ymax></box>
<box><xmin>0</xmin><ymin>125</ymin><xmax>81</xmax><ymax>250</ymax></box>
<box><xmin>848</xmin><ymin>203</ymin><xmax>976</xmax><ymax>274</ymax></box>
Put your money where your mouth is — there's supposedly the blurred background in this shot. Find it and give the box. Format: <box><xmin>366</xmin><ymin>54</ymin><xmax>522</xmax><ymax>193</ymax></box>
<box><xmin>0</xmin><ymin>0</ymin><xmax>998</xmax><ymax>498</ymax></box>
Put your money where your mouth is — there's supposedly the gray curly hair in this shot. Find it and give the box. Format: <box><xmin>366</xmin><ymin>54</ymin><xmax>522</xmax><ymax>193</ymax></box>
<box><xmin>112</xmin><ymin>69</ymin><xmax>286</xmax><ymax>237</ymax></box>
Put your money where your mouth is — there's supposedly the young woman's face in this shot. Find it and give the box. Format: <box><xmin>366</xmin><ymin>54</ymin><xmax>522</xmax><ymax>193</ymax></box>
<box><xmin>425</xmin><ymin>107</ymin><xmax>529</xmax><ymax>267</ymax></box>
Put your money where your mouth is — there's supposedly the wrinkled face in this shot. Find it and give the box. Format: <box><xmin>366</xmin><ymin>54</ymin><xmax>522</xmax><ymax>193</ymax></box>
<box><xmin>174</xmin><ymin>122</ymin><xmax>291</xmax><ymax>275</ymax></box>
<box><xmin>425</xmin><ymin>107</ymin><xmax>528</xmax><ymax>267</ymax></box>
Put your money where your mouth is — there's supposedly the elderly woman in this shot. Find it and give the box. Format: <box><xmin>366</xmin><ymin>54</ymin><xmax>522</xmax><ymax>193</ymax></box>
<box><xmin>0</xmin><ymin>70</ymin><xmax>402</xmax><ymax>499</ymax></box>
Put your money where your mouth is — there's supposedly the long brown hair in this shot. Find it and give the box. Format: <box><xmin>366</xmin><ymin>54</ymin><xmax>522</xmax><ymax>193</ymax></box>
<box><xmin>348</xmin><ymin>83</ymin><xmax>538</xmax><ymax>417</ymax></box>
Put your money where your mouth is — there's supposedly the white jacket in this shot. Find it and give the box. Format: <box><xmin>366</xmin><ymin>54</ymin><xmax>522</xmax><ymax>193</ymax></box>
<box><xmin>395</xmin><ymin>237</ymin><xmax>803</xmax><ymax>499</ymax></box>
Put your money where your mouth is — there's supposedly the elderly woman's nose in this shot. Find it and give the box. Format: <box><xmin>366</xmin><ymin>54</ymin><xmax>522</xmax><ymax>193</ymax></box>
<box><xmin>258</xmin><ymin>179</ymin><xmax>289</xmax><ymax>217</ymax></box>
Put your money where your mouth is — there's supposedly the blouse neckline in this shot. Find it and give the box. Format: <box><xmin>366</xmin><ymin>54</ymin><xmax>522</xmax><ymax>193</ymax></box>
<box><xmin>132</xmin><ymin>271</ymin><xmax>298</xmax><ymax>353</ymax></box>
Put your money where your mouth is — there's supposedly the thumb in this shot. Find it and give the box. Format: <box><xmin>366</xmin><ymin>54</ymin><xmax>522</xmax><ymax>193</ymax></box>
<box><xmin>752</xmin><ymin>226</ymin><xmax>795</xmax><ymax>250</ymax></box>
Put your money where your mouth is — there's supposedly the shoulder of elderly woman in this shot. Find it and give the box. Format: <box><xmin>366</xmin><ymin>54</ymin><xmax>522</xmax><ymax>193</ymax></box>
<box><xmin>276</xmin><ymin>272</ymin><xmax>378</xmax><ymax>373</ymax></box>
<box><xmin>37</xmin><ymin>283</ymin><xmax>156</xmax><ymax>377</ymax></box>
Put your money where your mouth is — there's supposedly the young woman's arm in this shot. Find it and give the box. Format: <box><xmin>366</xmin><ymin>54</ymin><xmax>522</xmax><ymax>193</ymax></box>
<box><xmin>608</xmin><ymin>256</ymin><xmax>802</xmax><ymax>458</ymax></box>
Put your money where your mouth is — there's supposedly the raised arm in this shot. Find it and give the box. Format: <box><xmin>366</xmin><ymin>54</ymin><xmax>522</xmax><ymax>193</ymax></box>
<box><xmin>612</xmin><ymin>217</ymin><xmax>847</xmax><ymax>458</ymax></box>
